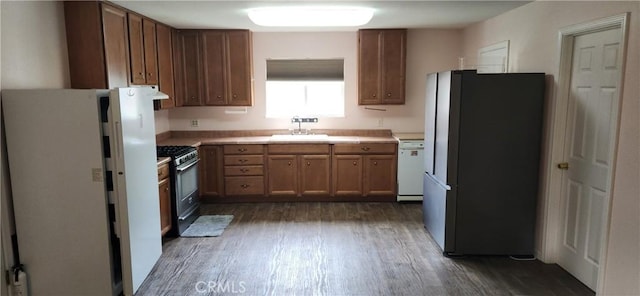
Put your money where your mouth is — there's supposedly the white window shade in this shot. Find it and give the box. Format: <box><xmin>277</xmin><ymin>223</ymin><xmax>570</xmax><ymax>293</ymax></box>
<box><xmin>266</xmin><ymin>59</ymin><xmax>344</xmax><ymax>81</ymax></box>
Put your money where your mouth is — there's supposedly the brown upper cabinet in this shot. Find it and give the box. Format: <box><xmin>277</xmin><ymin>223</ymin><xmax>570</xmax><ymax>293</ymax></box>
<box><xmin>65</xmin><ymin>2</ymin><xmax>130</xmax><ymax>89</ymax></box>
<box><xmin>174</xmin><ymin>30</ymin><xmax>204</xmax><ymax>106</ymax></box>
<box><xmin>155</xmin><ymin>23</ymin><xmax>176</xmax><ymax>109</ymax></box>
<box><xmin>127</xmin><ymin>15</ymin><xmax>159</xmax><ymax>86</ymax></box>
<box><xmin>65</xmin><ymin>1</ymin><xmax>173</xmax><ymax>108</ymax></box>
<box><xmin>174</xmin><ymin>30</ymin><xmax>253</xmax><ymax>106</ymax></box>
<box><xmin>358</xmin><ymin>29</ymin><xmax>407</xmax><ymax>105</ymax></box>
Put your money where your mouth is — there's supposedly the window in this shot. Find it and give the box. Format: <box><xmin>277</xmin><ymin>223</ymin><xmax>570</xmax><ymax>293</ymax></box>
<box><xmin>265</xmin><ymin>59</ymin><xmax>344</xmax><ymax>118</ymax></box>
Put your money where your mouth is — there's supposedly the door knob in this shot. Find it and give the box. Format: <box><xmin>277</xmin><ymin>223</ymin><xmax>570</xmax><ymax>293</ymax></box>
<box><xmin>557</xmin><ymin>162</ymin><xmax>569</xmax><ymax>170</ymax></box>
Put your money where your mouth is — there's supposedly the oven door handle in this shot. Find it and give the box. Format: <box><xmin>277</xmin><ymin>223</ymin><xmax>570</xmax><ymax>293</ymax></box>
<box><xmin>179</xmin><ymin>205</ymin><xmax>199</xmax><ymax>221</ymax></box>
<box><xmin>176</xmin><ymin>159</ymin><xmax>200</xmax><ymax>173</ymax></box>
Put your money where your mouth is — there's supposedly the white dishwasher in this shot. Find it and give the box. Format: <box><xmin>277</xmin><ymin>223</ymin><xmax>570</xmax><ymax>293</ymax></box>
<box><xmin>397</xmin><ymin>139</ymin><xmax>424</xmax><ymax>201</ymax></box>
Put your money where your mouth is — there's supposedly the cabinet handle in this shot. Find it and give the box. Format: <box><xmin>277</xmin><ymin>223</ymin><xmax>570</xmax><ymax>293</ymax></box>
<box><xmin>387</xmin><ymin>93</ymin><xmax>391</xmax><ymax>97</ymax></box>
<box><xmin>372</xmin><ymin>94</ymin><xmax>377</xmax><ymax>97</ymax></box>
<box><xmin>288</xmin><ymin>161</ymin><xmax>292</xmax><ymax>166</ymax></box>
<box><xmin>233</xmin><ymin>94</ymin><xmax>237</xmax><ymax>98</ymax></box>
<box><xmin>352</xmin><ymin>161</ymin><xmax>358</xmax><ymax>166</ymax></box>
<box><xmin>373</xmin><ymin>161</ymin><xmax>378</xmax><ymax>165</ymax></box>
<box><xmin>217</xmin><ymin>95</ymin><xmax>222</xmax><ymax>98</ymax></box>
<box><xmin>138</xmin><ymin>72</ymin><xmax>143</xmax><ymax>76</ymax></box>
<box><xmin>164</xmin><ymin>187</ymin><xmax>169</xmax><ymax>192</ymax></box>
<box><xmin>238</xmin><ymin>148</ymin><xmax>247</xmax><ymax>152</ymax></box>
<box><xmin>238</xmin><ymin>159</ymin><xmax>247</xmax><ymax>163</ymax></box>
<box><xmin>361</xmin><ymin>147</ymin><xmax>370</xmax><ymax>151</ymax></box>
<box><xmin>241</xmin><ymin>184</ymin><xmax>250</xmax><ymax>189</ymax></box>
<box><xmin>240</xmin><ymin>168</ymin><xmax>249</xmax><ymax>173</ymax></box>
<box><xmin>148</xmin><ymin>73</ymin><xmax>153</xmax><ymax>77</ymax></box>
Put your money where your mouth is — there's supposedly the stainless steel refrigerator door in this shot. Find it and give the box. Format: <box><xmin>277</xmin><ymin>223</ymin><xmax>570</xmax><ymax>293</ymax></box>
<box><xmin>423</xmin><ymin>173</ymin><xmax>456</xmax><ymax>253</ymax></box>
<box><xmin>2</xmin><ymin>90</ymin><xmax>116</xmax><ymax>295</ymax></box>
<box><xmin>434</xmin><ymin>71</ymin><xmax>461</xmax><ymax>188</ymax></box>
<box><xmin>424</xmin><ymin>73</ymin><xmax>437</xmax><ymax>175</ymax></box>
<box><xmin>108</xmin><ymin>87</ymin><xmax>162</xmax><ymax>295</ymax></box>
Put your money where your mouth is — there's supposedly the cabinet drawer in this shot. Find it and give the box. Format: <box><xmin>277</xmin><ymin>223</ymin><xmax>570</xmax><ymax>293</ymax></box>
<box><xmin>225</xmin><ymin>176</ymin><xmax>264</xmax><ymax>195</ymax></box>
<box><xmin>157</xmin><ymin>163</ymin><xmax>170</xmax><ymax>181</ymax></box>
<box><xmin>224</xmin><ymin>165</ymin><xmax>264</xmax><ymax>176</ymax></box>
<box><xmin>224</xmin><ymin>155</ymin><xmax>264</xmax><ymax>166</ymax></box>
<box><xmin>333</xmin><ymin>143</ymin><xmax>397</xmax><ymax>154</ymax></box>
<box><xmin>268</xmin><ymin>144</ymin><xmax>330</xmax><ymax>154</ymax></box>
<box><xmin>224</xmin><ymin>144</ymin><xmax>264</xmax><ymax>155</ymax></box>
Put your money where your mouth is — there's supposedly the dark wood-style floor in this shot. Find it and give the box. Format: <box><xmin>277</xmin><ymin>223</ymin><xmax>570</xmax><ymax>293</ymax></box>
<box><xmin>136</xmin><ymin>202</ymin><xmax>594</xmax><ymax>296</ymax></box>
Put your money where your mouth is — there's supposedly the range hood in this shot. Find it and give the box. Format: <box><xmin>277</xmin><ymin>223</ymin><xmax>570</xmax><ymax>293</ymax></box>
<box><xmin>131</xmin><ymin>85</ymin><xmax>169</xmax><ymax>100</ymax></box>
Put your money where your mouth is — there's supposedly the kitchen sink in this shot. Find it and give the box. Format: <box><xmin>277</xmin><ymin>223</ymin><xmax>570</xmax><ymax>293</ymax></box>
<box><xmin>270</xmin><ymin>134</ymin><xmax>329</xmax><ymax>140</ymax></box>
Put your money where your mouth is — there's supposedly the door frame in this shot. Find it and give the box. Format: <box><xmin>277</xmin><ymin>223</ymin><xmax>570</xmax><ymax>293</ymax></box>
<box><xmin>539</xmin><ymin>13</ymin><xmax>629</xmax><ymax>293</ymax></box>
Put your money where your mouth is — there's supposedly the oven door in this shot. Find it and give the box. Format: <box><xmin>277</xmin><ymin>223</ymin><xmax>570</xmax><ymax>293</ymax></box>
<box><xmin>175</xmin><ymin>159</ymin><xmax>199</xmax><ymax>225</ymax></box>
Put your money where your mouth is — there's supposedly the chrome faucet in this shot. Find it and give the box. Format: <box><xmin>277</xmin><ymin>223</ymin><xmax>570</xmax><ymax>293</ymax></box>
<box><xmin>291</xmin><ymin>116</ymin><xmax>318</xmax><ymax>134</ymax></box>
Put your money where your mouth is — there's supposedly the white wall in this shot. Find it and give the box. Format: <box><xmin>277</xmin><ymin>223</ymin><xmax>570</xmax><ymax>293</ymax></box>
<box><xmin>1</xmin><ymin>2</ymin><xmax>70</xmax><ymax>294</ymax></box>
<box><xmin>154</xmin><ymin>109</ymin><xmax>170</xmax><ymax>134</ymax></box>
<box><xmin>167</xmin><ymin>29</ymin><xmax>462</xmax><ymax>133</ymax></box>
<box><xmin>462</xmin><ymin>1</ymin><xmax>640</xmax><ymax>295</ymax></box>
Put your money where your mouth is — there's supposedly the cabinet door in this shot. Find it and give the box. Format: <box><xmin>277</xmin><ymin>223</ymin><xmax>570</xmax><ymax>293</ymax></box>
<box><xmin>358</xmin><ymin>30</ymin><xmax>381</xmax><ymax>105</ymax></box>
<box><xmin>363</xmin><ymin>155</ymin><xmax>397</xmax><ymax>196</ymax></box>
<box><xmin>201</xmin><ymin>31</ymin><xmax>227</xmax><ymax>105</ymax></box>
<box><xmin>380</xmin><ymin>30</ymin><xmax>406</xmax><ymax>104</ymax></box>
<box><xmin>142</xmin><ymin>18</ymin><xmax>158</xmax><ymax>85</ymax></box>
<box><xmin>172</xmin><ymin>29</ymin><xmax>184</xmax><ymax>106</ymax></box>
<box><xmin>101</xmin><ymin>4</ymin><xmax>130</xmax><ymax>88</ymax></box>
<box><xmin>128</xmin><ymin>13</ymin><xmax>146</xmax><ymax>85</ymax></box>
<box><xmin>300</xmin><ymin>155</ymin><xmax>331</xmax><ymax>196</ymax></box>
<box><xmin>268</xmin><ymin>155</ymin><xmax>298</xmax><ymax>196</ymax></box>
<box><xmin>156</xmin><ymin>23</ymin><xmax>175</xmax><ymax>108</ymax></box>
<box><xmin>64</xmin><ymin>1</ymin><xmax>108</xmax><ymax>89</ymax></box>
<box><xmin>332</xmin><ymin>155</ymin><xmax>363</xmax><ymax>195</ymax></box>
<box><xmin>200</xmin><ymin>146</ymin><xmax>224</xmax><ymax>197</ymax></box>
<box><xmin>178</xmin><ymin>31</ymin><xmax>203</xmax><ymax>106</ymax></box>
<box><xmin>226</xmin><ymin>30</ymin><xmax>253</xmax><ymax>106</ymax></box>
<box><xmin>158</xmin><ymin>178</ymin><xmax>172</xmax><ymax>235</ymax></box>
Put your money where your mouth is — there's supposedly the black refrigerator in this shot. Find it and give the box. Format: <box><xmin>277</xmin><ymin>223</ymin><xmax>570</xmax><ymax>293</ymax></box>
<box><xmin>423</xmin><ymin>70</ymin><xmax>545</xmax><ymax>256</ymax></box>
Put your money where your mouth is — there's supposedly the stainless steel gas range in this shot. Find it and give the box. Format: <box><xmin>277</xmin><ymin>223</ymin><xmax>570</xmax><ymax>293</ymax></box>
<box><xmin>156</xmin><ymin>146</ymin><xmax>199</xmax><ymax>236</ymax></box>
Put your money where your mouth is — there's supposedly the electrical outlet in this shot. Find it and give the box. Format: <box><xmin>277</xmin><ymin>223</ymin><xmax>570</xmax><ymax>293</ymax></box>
<box><xmin>377</xmin><ymin>118</ymin><xmax>384</xmax><ymax>127</ymax></box>
<box><xmin>190</xmin><ymin>119</ymin><xmax>199</xmax><ymax>127</ymax></box>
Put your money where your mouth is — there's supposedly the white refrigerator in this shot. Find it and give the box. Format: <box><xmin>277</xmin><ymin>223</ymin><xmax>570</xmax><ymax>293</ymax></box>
<box><xmin>3</xmin><ymin>88</ymin><xmax>162</xmax><ymax>295</ymax></box>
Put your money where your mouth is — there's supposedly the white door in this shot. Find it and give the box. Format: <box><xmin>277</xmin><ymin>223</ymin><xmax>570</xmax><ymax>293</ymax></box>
<box><xmin>558</xmin><ymin>27</ymin><xmax>622</xmax><ymax>291</ymax></box>
<box><xmin>110</xmin><ymin>88</ymin><xmax>162</xmax><ymax>295</ymax></box>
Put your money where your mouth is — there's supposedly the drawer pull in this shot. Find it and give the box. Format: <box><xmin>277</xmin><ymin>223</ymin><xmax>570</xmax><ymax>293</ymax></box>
<box><xmin>361</xmin><ymin>147</ymin><xmax>370</xmax><ymax>151</ymax></box>
<box><xmin>164</xmin><ymin>187</ymin><xmax>169</xmax><ymax>192</ymax></box>
<box><xmin>238</xmin><ymin>159</ymin><xmax>248</xmax><ymax>163</ymax></box>
<box><xmin>238</xmin><ymin>148</ymin><xmax>247</xmax><ymax>152</ymax></box>
<box><xmin>306</xmin><ymin>162</ymin><xmax>311</xmax><ymax>166</ymax></box>
<box><xmin>387</xmin><ymin>93</ymin><xmax>391</xmax><ymax>97</ymax></box>
<box><xmin>288</xmin><ymin>161</ymin><xmax>292</xmax><ymax>166</ymax></box>
<box><xmin>240</xmin><ymin>184</ymin><xmax>250</xmax><ymax>189</ymax></box>
<box><xmin>240</xmin><ymin>168</ymin><xmax>249</xmax><ymax>173</ymax></box>
<box><xmin>353</xmin><ymin>161</ymin><xmax>358</xmax><ymax>166</ymax></box>
<box><xmin>373</xmin><ymin>161</ymin><xmax>378</xmax><ymax>165</ymax></box>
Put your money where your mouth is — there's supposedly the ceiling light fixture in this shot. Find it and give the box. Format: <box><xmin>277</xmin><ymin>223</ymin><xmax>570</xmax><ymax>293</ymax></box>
<box><xmin>248</xmin><ymin>6</ymin><xmax>374</xmax><ymax>27</ymax></box>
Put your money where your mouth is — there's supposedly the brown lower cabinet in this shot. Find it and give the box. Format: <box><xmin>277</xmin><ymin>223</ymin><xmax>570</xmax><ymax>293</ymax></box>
<box><xmin>199</xmin><ymin>143</ymin><xmax>396</xmax><ymax>201</ymax></box>
<box><xmin>332</xmin><ymin>143</ymin><xmax>398</xmax><ymax>197</ymax></box>
<box><xmin>267</xmin><ymin>144</ymin><xmax>331</xmax><ymax>197</ymax></box>
<box><xmin>199</xmin><ymin>145</ymin><xmax>224</xmax><ymax>199</ymax></box>
<box><xmin>223</xmin><ymin>145</ymin><xmax>265</xmax><ymax>196</ymax></box>
<box><xmin>157</xmin><ymin>162</ymin><xmax>172</xmax><ymax>236</ymax></box>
